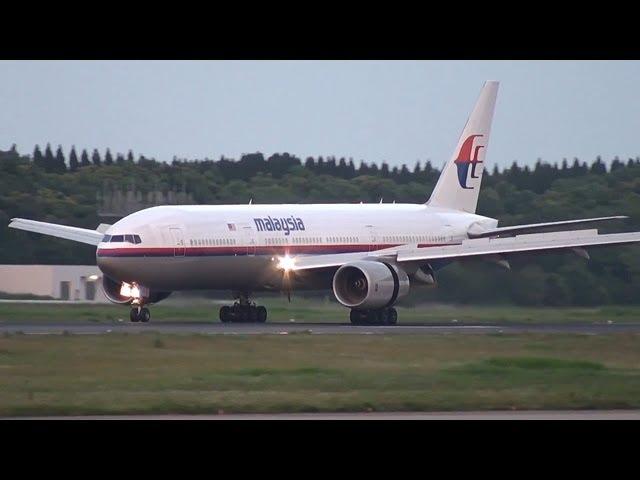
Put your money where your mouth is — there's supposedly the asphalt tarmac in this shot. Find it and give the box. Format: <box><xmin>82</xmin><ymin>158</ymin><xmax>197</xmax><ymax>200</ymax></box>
<box><xmin>5</xmin><ymin>410</ymin><xmax>640</xmax><ymax>420</ymax></box>
<box><xmin>1</xmin><ymin>321</ymin><xmax>639</xmax><ymax>335</ymax></box>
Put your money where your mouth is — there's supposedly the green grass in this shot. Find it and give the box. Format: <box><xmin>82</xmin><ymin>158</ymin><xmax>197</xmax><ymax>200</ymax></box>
<box><xmin>1</xmin><ymin>333</ymin><xmax>640</xmax><ymax>416</ymax></box>
<box><xmin>1</xmin><ymin>299</ymin><xmax>640</xmax><ymax>324</ymax></box>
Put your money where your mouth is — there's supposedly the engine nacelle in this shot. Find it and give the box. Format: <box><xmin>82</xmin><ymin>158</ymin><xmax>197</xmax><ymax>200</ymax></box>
<box><xmin>332</xmin><ymin>261</ymin><xmax>410</xmax><ymax>310</ymax></box>
<box><xmin>101</xmin><ymin>276</ymin><xmax>171</xmax><ymax>305</ymax></box>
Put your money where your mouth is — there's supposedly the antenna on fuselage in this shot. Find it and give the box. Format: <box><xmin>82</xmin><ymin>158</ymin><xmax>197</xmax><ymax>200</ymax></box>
<box><xmin>379</xmin><ymin>198</ymin><xmax>383</xmax><ymax>203</ymax></box>
<box><xmin>249</xmin><ymin>198</ymin><xmax>253</xmax><ymax>205</ymax></box>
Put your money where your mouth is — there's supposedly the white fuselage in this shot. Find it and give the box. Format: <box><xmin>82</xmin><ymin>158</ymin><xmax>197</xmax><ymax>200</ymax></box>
<box><xmin>96</xmin><ymin>203</ymin><xmax>497</xmax><ymax>292</ymax></box>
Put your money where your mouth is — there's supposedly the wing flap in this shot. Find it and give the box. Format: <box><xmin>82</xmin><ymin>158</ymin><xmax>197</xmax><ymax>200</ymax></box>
<box><xmin>8</xmin><ymin>218</ymin><xmax>103</xmax><ymax>246</ymax></box>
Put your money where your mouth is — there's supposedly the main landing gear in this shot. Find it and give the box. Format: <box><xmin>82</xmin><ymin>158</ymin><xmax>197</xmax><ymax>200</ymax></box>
<box><xmin>219</xmin><ymin>292</ymin><xmax>267</xmax><ymax>323</ymax></box>
<box><xmin>219</xmin><ymin>304</ymin><xmax>267</xmax><ymax>323</ymax></box>
<box><xmin>350</xmin><ymin>307</ymin><xmax>398</xmax><ymax>326</ymax></box>
<box><xmin>130</xmin><ymin>306</ymin><xmax>151</xmax><ymax>323</ymax></box>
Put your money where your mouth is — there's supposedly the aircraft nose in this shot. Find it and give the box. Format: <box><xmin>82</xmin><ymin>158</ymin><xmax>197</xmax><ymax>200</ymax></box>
<box><xmin>96</xmin><ymin>251</ymin><xmax>123</xmax><ymax>280</ymax></box>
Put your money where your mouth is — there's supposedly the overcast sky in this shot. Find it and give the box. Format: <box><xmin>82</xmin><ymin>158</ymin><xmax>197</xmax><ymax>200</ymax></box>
<box><xmin>1</xmin><ymin>60</ymin><xmax>638</xmax><ymax>170</ymax></box>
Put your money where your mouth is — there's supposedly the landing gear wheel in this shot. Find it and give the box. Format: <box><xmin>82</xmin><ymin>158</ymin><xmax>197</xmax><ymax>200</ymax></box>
<box><xmin>350</xmin><ymin>309</ymin><xmax>366</xmax><ymax>325</ymax></box>
<box><xmin>386</xmin><ymin>308</ymin><xmax>398</xmax><ymax>325</ymax></box>
<box><xmin>220</xmin><ymin>306</ymin><xmax>231</xmax><ymax>323</ymax></box>
<box><xmin>367</xmin><ymin>310</ymin><xmax>380</xmax><ymax>324</ymax></box>
<box><xmin>130</xmin><ymin>308</ymin><xmax>140</xmax><ymax>322</ymax></box>
<box><xmin>350</xmin><ymin>308</ymin><xmax>398</xmax><ymax>325</ymax></box>
<box><xmin>220</xmin><ymin>304</ymin><xmax>268</xmax><ymax>323</ymax></box>
<box><xmin>139</xmin><ymin>307</ymin><xmax>150</xmax><ymax>323</ymax></box>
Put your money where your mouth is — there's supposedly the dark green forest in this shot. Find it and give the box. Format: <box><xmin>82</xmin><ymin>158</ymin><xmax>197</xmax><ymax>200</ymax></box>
<box><xmin>2</xmin><ymin>143</ymin><xmax>640</xmax><ymax>306</ymax></box>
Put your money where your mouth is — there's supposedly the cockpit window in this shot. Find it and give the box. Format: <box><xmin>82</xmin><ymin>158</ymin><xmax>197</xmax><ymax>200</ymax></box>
<box><xmin>105</xmin><ymin>234</ymin><xmax>141</xmax><ymax>244</ymax></box>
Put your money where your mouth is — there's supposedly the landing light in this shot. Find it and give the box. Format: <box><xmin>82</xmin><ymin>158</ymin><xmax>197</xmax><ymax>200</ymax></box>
<box><xmin>130</xmin><ymin>285</ymin><xmax>141</xmax><ymax>299</ymax></box>
<box><xmin>88</xmin><ymin>274</ymin><xmax>99</xmax><ymax>281</ymax></box>
<box><xmin>277</xmin><ymin>255</ymin><xmax>296</xmax><ymax>272</ymax></box>
<box><xmin>120</xmin><ymin>282</ymin><xmax>142</xmax><ymax>299</ymax></box>
<box><xmin>120</xmin><ymin>283</ymin><xmax>131</xmax><ymax>297</ymax></box>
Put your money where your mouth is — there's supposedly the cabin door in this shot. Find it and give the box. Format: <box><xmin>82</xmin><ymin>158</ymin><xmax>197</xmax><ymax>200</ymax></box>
<box><xmin>169</xmin><ymin>227</ymin><xmax>185</xmax><ymax>257</ymax></box>
<box><xmin>366</xmin><ymin>225</ymin><xmax>378</xmax><ymax>252</ymax></box>
<box><xmin>239</xmin><ymin>224</ymin><xmax>257</xmax><ymax>256</ymax></box>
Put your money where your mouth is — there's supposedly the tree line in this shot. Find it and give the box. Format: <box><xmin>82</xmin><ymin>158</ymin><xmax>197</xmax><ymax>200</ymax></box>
<box><xmin>2</xmin><ymin>144</ymin><xmax>640</xmax><ymax>306</ymax></box>
<box><xmin>13</xmin><ymin>143</ymin><xmax>633</xmax><ymax>189</ymax></box>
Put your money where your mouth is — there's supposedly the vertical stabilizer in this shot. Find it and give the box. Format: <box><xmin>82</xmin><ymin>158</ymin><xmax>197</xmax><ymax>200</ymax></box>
<box><xmin>427</xmin><ymin>81</ymin><xmax>499</xmax><ymax>213</ymax></box>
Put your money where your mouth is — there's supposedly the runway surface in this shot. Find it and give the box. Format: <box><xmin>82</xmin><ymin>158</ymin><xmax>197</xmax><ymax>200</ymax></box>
<box><xmin>5</xmin><ymin>410</ymin><xmax>640</xmax><ymax>420</ymax></box>
<box><xmin>1</xmin><ymin>321</ymin><xmax>640</xmax><ymax>335</ymax></box>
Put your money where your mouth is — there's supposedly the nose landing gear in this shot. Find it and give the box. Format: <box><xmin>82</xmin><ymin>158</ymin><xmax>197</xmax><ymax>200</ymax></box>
<box><xmin>130</xmin><ymin>306</ymin><xmax>150</xmax><ymax>323</ymax></box>
<box><xmin>350</xmin><ymin>307</ymin><xmax>398</xmax><ymax>326</ymax></box>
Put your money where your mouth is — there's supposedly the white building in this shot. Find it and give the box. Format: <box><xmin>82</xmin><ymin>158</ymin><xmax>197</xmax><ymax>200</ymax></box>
<box><xmin>0</xmin><ymin>265</ymin><xmax>109</xmax><ymax>302</ymax></box>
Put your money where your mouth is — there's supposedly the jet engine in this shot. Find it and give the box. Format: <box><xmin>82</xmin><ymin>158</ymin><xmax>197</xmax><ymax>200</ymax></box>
<box><xmin>332</xmin><ymin>261</ymin><xmax>409</xmax><ymax>309</ymax></box>
<box><xmin>101</xmin><ymin>275</ymin><xmax>171</xmax><ymax>305</ymax></box>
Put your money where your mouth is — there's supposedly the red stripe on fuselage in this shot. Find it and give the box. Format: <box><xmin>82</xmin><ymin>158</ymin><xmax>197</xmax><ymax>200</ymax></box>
<box><xmin>96</xmin><ymin>243</ymin><xmax>458</xmax><ymax>258</ymax></box>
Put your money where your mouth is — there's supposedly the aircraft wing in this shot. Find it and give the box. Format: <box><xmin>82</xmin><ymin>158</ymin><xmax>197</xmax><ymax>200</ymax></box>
<box><xmin>289</xmin><ymin>229</ymin><xmax>640</xmax><ymax>271</ymax></box>
<box><xmin>467</xmin><ymin>216</ymin><xmax>628</xmax><ymax>238</ymax></box>
<box><xmin>8</xmin><ymin>218</ymin><xmax>104</xmax><ymax>246</ymax></box>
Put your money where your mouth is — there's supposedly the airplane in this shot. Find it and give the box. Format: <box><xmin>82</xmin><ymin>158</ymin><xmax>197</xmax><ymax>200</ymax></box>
<box><xmin>9</xmin><ymin>81</ymin><xmax>640</xmax><ymax>325</ymax></box>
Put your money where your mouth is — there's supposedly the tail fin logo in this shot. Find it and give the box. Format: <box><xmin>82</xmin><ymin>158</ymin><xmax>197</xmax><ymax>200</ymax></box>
<box><xmin>454</xmin><ymin>134</ymin><xmax>484</xmax><ymax>189</ymax></box>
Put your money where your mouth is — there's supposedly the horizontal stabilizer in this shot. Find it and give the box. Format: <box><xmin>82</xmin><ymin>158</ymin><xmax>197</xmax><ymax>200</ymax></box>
<box><xmin>467</xmin><ymin>216</ymin><xmax>628</xmax><ymax>238</ymax></box>
<box><xmin>8</xmin><ymin>218</ymin><xmax>104</xmax><ymax>246</ymax></box>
